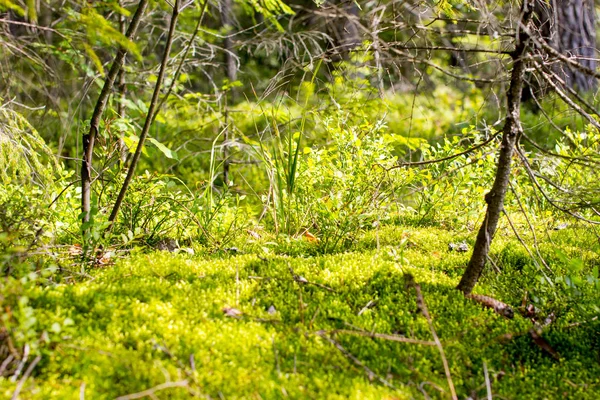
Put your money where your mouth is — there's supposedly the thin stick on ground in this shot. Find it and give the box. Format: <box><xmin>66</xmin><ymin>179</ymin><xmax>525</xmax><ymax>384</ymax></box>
<box><xmin>502</xmin><ymin>209</ymin><xmax>553</xmax><ymax>279</ymax></box>
<box><xmin>329</xmin><ymin>329</ymin><xmax>437</xmax><ymax>346</ymax></box>
<box><xmin>316</xmin><ymin>331</ymin><xmax>397</xmax><ymax>390</ymax></box>
<box><xmin>405</xmin><ymin>274</ymin><xmax>457</xmax><ymax>400</ymax></box>
<box><xmin>483</xmin><ymin>361</ymin><xmax>492</xmax><ymax>400</ymax></box>
<box><xmin>115</xmin><ymin>380</ymin><xmax>189</xmax><ymax>400</ymax></box>
<box><xmin>11</xmin><ymin>355</ymin><xmax>41</xmax><ymax>400</ymax></box>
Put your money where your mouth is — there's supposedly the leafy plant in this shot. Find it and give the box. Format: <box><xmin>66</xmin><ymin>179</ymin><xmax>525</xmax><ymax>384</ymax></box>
<box><xmin>0</xmin><ymin>105</ymin><xmax>55</xmax><ymax>187</ymax></box>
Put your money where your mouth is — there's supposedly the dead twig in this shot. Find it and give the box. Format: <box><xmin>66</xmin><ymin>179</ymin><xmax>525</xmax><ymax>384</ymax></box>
<box><xmin>405</xmin><ymin>274</ymin><xmax>457</xmax><ymax>400</ymax></box>
<box><xmin>528</xmin><ymin>329</ymin><xmax>560</xmax><ymax>360</ymax></box>
<box><xmin>316</xmin><ymin>331</ymin><xmax>397</xmax><ymax>390</ymax></box>
<box><xmin>11</xmin><ymin>355</ymin><xmax>41</xmax><ymax>400</ymax></box>
<box><xmin>387</xmin><ymin>132</ymin><xmax>500</xmax><ymax>169</ymax></box>
<box><xmin>483</xmin><ymin>361</ymin><xmax>493</xmax><ymax>400</ymax></box>
<box><xmin>289</xmin><ymin>266</ymin><xmax>336</xmax><ymax>292</ymax></box>
<box><xmin>115</xmin><ymin>380</ymin><xmax>189</xmax><ymax>400</ymax></box>
<box><xmin>329</xmin><ymin>329</ymin><xmax>437</xmax><ymax>346</ymax></box>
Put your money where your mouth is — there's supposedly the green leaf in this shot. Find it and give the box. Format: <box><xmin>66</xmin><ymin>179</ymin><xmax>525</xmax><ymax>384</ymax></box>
<box><xmin>82</xmin><ymin>43</ymin><xmax>105</xmax><ymax>77</ymax></box>
<box><xmin>147</xmin><ymin>137</ymin><xmax>178</xmax><ymax>160</ymax></box>
<box><xmin>0</xmin><ymin>0</ymin><xmax>25</xmax><ymax>16</ymax></box>
<box><xmin>79</xmin><ymin>7</ymin><xmax>142</xmax><ymax>61</ymax></box>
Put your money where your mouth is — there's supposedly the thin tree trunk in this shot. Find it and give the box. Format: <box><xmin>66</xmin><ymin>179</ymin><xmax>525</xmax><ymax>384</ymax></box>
<box><xmin>117</xmin><ymin>0</ymin><xmax>129</xmax><ymax>166</ymax></box>
<box><xmin>221</xmin><ymin>0</ymin><xmax>237</xmax><ymax>186</ymax></box>
<box><xmin>81</xmin><ymin>0</ymin><xmax>148</xmax><ymax>228</ymax></box>
<box><xmin>457</xmin><ymin>0</ymin><xmax>535</xmax><ymax>294</ymax></box>
<box><xmin>108</xmin><ymin>0</ymin><xmax>181</xmax><ymax>226</ymax></box>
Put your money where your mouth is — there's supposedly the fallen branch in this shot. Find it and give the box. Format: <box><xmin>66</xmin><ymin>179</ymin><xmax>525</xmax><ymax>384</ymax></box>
<box><xmin>465</xmin><ymin>293</ymin><xmax>514</xmax><ymax>319</ymax></box>
<box><xmin>528</xmin><ymin>329</ymin><xmax>560</xmax><ymax>360</ymax></box>
<box><xmin>483</xmin><ymin>361</ymin><xmax>493</xmax><ymax>400</ymax></box>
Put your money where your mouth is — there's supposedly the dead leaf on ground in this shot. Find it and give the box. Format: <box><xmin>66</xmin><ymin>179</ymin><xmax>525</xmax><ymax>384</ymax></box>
<box><xmin>68</xmin><ymin>244</ymin><xmax>82</xmax><ymax>256</ymax></box>
<box><xmin>223</xmin><ymin>307</ymin><xmax>242</xmax><ymax>318</ymax></box>
<box><xmin>95</xmin><ymin>251</ymin><xmax>114</xmax><ymax>266</ymax></box>
<box><xmin>247</xmin><ymin>229</ymin><xmax>261</xmax><ymax>239</ymax></box>
<box><xmin>302</xmin><ymin>230</ymin><xmax>319</xmax><ymax>243</ymax></box>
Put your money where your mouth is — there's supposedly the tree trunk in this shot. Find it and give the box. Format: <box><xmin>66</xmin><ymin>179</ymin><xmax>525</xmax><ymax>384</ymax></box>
<box><xmin>108</xmin><ymin>1</ymin><xmax>181</xmax><ymax>227</ymax></box>
<box><xmin>556</xmin><ymin>0</ymin><xmax>596</xmax><ymax>91</ymax></box>
<box><xmin>533</xmin><ymin>0</ymin><xmax>596</xmax><ymax>92</ymax></box>
<box><xmin>81</xmin><ymin>0</ymin><xmax>148</xmax><ymax>229</ymax></box>
<box><xmin>457</xmin><ymin>0</ymin><xmax>535</xmax><ymax>295</ymax></box>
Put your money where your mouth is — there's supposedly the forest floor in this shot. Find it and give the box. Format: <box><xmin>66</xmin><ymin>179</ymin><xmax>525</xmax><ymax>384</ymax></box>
<box><xmin>1</xmin><ymin>224</ymin><xmax>599</xmax><ymax>399</ymax></box>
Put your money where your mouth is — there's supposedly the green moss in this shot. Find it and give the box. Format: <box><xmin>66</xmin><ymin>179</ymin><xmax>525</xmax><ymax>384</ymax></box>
<box><xmin>1</xmin><ymin>226</ymin><xmax>599</xmax><ymax>399</ymax></box>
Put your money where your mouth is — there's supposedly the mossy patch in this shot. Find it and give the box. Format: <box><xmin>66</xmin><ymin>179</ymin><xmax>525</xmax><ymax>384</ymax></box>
<box><xmin>1</xmin><ymin>226</ymin><xmax>599</xmax><ymax>399</ymax></box>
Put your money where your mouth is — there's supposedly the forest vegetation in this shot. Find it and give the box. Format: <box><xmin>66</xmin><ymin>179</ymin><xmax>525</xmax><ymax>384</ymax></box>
<box><xmin>0</xmin><ymin>0</ymin><xmax>599</xmax><ymax>398</ymax></box>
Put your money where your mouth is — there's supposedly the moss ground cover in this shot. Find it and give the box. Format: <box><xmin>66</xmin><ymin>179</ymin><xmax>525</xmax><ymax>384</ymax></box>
<box><xmin>1</xmin><ymin>224</ymin><xmax>598</xmax><ymax>399</ymax></box>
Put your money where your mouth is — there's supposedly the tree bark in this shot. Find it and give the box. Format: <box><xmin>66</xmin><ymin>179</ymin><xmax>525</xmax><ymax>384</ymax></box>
<box><xmin>457</xmin><ymin>0</ymin><xmax>535</xmax><ymax>295</ymax></box>
<box><xmin>108</xmin><ymin>0</ymin><xmax>181</xmax><ymax>226</ymax></box>
<box><xmin>81</xmin><ymin>0</ymin><xmax>148</xmax><ymax>228</ymax></box>
<box><xmin>533</xmin><ymin>0</ymin><xmax>596</xmax><ymax>92</ymax></box>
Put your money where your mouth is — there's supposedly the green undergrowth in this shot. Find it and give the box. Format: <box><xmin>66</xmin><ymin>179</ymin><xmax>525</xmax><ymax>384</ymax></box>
<box><xmin>1</xmin><ymin>225</ymin><xmax>599</xmax><ymax>399</ymax></box>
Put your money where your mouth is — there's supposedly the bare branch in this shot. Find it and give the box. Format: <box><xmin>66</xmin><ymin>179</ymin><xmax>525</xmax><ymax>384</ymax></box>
<box><xmin>389</xmin><ymin>48</ymin><xmax>506</xmax><ymax>84</ymax></box>
<box><xmin>387</xmin><ymin>131</ymin><xmax>500</xmax><ymax>169</ymax></box>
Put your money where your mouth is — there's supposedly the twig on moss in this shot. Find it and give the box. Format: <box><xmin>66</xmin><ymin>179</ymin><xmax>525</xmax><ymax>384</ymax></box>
<box><xmin>404</xmin><ymin>274</ymin><xmax>457</xmax><ymax>400</ymax></box>
<box><xmin>465</xmin><ymin>293</ymin><xmax>514</xmax><ymax>319</ymax></box>
<box><xmin>10</xmin><ymin>355</ymin><xmax>41</xmax><ymax>400</ymax></box>
<box><xmin>316</xmin><ymin>331</ymin><xmax>397</xmax><ymax>390</ymax></box>
<box><xmin>329</xmin><ymin>329</ymin><xmax>437</xmax><ymax>346</ymax></box>
<box><xmin>289</xmin><ymin>266</ymin><xmax>336</xmax><ymax>292</ymax></box>
<box><xmin>502</xmin><ymin>209</ymin><xmax>553</xmax><ymax>277</ymax></box>
<box><xmin>115</xmin><ymin>380</ymin><xmax>189</xmax><ymax>400</ymax></box>
<box><xmin>0</xmin><ymin>355</ymin><xmax>14</xmax><ymax>376</ymax></box>
<box><xmin>483</xmin><ymin>361</ymin><xmax>493</xmax><ymax>400</ymax></box>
